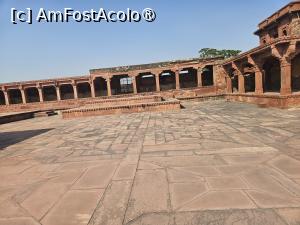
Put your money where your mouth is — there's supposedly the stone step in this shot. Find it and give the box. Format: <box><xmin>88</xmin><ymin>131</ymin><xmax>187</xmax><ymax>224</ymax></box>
<box><xmin>34</xmin><ymin>111</ymin><xmax>56</xmax><ymax>118</ymax></box>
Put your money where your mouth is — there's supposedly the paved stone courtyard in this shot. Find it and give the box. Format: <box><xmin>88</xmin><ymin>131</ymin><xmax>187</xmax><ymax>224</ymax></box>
<box><xmin>0</xmin><ymin>100</ymin><xmax>300</xmax><ymax>225</ymax></box>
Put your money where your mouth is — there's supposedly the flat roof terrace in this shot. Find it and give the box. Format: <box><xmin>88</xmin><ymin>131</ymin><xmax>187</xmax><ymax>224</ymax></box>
<box><xmin>0</xmin><ymin>100</ymin><xmax>300</xmax><ymax>225</ymax></box>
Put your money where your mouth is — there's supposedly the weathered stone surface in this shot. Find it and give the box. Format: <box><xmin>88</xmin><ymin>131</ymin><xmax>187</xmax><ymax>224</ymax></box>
<box><xmin>113</xmin><ymin>164</ymin><xmax>137</xmax><ymax>181</ymax></box>
<box><xmin>73</xmin><ymin>163</ymin><xmax>119</xmax><ymax>189</ymax></box>
<box><xmin>170</xmin><ymin>182</ymin><xmax>207</xmax><ymax>210</ymax></box>
<box><xmin>42</xmin><ymin>189</ymin><xmax>104</xmax><ymax>225</ymax></box>
<box><xmin>124</xmin><ymin>170</ymin><xmax>169</xmax><ymax>223</ymax></box>
<box><xmin>1</xmin><ymin>101</ymin><xmax>300</xmax><ymax>225</ymax></box>
<box><xmin>0</xmin><ymin>217</ymin><xmax>40</xmax><ymax>225</ymax></box>
<box><xmin>207</xmin><ymin>177</ymin><xmax>248</xmax><ymax>190</ymax></box>
<box><xmin>276</xmin><ymin>208</ymin><xmax>300</xmax><ymax>225</ymax></box>
<box><xmin>89</xmin><ymin>181</ymin><xmax>132</xmax><ymax>225</ymax></box>
<box><xmin>21</xmin><ymin>182</ymin><xmax>69</xmax><ymax>220</ymax></box>
<box><xmin>180</xmin><ymin>190</ymin><xmax>256</xmax><ymax>211</ymax></box>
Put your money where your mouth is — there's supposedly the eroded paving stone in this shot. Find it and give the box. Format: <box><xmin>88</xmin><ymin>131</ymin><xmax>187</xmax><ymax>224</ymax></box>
<box><xmin>124</xmin><ymin>169</ymin><xmax>169</xmax><ymax>224</ymax></box>
<box><xmin>174</xmin><ymin>209</ymin><xmax>288</xmax><ymax>225</ymax></box>
<box><xmin>276</xmin><ymin>208</ymin><xmax>300</xmax><ymax>225</ymax></box>
<box><xmin>72</xmin><ymin>162</ymin><xmax>119</xmax><ymax>189</ymax></box>
<box><xmin>167</xmin><ymin>169</ymin><xmax>205</xmax><ymax>183</ymax></box>
<box><xmin>42</xmin><ymin>189</ymin><xmax>104</xmax><ymax>225</ymax></box>
<box><xmin>141</xmin><ymin>155</ymin><xmax>226</xmax><ymax>167</ymax></box>
<box><xmin>113</xmin><ymin>164</ymin><xmax>137</xmax><ymax>181</ymax></box>
<box><xmin>170</xmin><ymin>182</ymin><xmax>207</xmax><ymax>210</ymax></box>
<box><xmin>89</xmin><ymin>180</ymin><xmax>132</xmax><ymax>225</ymax></box>
<box><xmin>0</xmin><ymin>217</ymin><xmax>41</xmax><ymax>225</ymax></box>
<box><xmin>21</xmin><ymin>182</ymin><xmax>69</xmax><ymax>220</ymax></box>
<box><xmin>269</xmin><ymin>155</ymin><xmax>300</xmax><ymax>178</ymax></box>
<box><xmin>207</xmin><ymin>176</ymin><xmax>248</xmax><ymax>190</ymax></box>
<box><xmin>179</xmin><ymin>190</ymin><xmax>256</xmax><ymax>211</ymax></box>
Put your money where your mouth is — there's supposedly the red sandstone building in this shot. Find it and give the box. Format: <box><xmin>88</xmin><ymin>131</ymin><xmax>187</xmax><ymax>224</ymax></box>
<box><xmin>1</xmin><ymin>1</ymin><xmax>300</xmax><ymax>113</ymax></box>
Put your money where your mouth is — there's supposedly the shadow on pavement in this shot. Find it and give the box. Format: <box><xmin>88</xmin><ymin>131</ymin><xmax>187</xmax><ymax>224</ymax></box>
<box><xmin>0</xmin><ymin>129</ymin><xmax>53</xmax><ymax>149</ymax></box>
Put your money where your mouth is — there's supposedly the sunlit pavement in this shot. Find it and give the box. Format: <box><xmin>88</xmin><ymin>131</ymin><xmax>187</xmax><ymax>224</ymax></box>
<box><xmin>1</xmin><ymin>100</ymin><xmax>300</xmax><ymax>225</ymax></box>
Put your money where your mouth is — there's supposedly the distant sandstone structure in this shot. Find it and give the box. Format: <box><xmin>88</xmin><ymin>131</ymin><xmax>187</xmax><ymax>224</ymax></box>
<box><xmin>1</xmin><ymin>1</ymin><xmax>300</xmax><ymax>112</ymax></box>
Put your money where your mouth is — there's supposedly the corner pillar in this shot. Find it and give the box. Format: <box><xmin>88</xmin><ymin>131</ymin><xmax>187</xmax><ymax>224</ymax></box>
<box><xmin>238</xmin><ymin>74</ymin><xmax>245</xmax><ymax>94</ymax></box>
<box><xmin>226</xmin><ymin>77</ymin><xmax>232</xmax><ymax>93</ymax></box>
<box><xmin>255</xmin><ymin>68</ymin><xmax>263</xmax><ymax>94</ymax></box>
<box><xmin>280</xmin><ymin>58</ymin><xmax>292</xmax><ymax>95</ymax></box>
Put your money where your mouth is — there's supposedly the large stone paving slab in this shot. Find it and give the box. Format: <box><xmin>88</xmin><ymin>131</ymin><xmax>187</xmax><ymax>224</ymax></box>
<box><xmin>0</xmin><ymin>101</ymin><xmax>300</xmax><ymax>224</ymax></box>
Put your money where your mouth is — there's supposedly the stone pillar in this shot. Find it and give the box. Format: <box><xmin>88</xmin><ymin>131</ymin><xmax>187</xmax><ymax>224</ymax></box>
<box><xmin>238</xmin><ymin>74</ymin><xmax>245</xmax><ymax>94</ymax></box>
<box><xmin>20</xmin><ymin>88</ymin><xmax>26</xmax><ymax>104</ymax></box>
<box><xmin>37</xmin><ymin>87</ymin><xmax>44</xmax><ymax>102</ymax></box>
<box><xmin>255</xmin><ymin>68</ymin><xmax>263</xmax><ymax>94</ymax></box>
<box><xmin>3</xmin><ymin>90</ymin><xmax>9</xmax><ymax>105</ymax></box>
<box><xmin>280</xmin><ymin>59</ymin><xmax>292</xmax><ymax>95</ymax></box>
<box><xmin>56</xmin><ymin>86</ymin><xmax>61</xmax><ymax>101</ymax></box>
<box><xmin>90</xmin><ymin>80</ymin><xmax>95</xmax><ymax>98</ymax></box>
<box><xmin>106</xmin><ymin>78</ymin><xmax>112</xmax><ymax>96</ymax></box>
<box><xmin>155</xmin><ymin>74</ymin><xmax>160</xmax><ymax>92</ymax></box>
<box><xmin>175</xmin><ymin>70</ymin><xmax>180</xmax><ymax>90</ymax></box>
<box><xmin>197</xmin><ymin>67</ymin><xmax>202</xmax><ymax>87</ymax></box>
<box><xmin>132</xmin><ymin>76</ymin><xmax>137</xmax><ymax>94</ymax></box>
<box><xmin>72</xmin><ymin>84</ymin><xmax>78</xmax><ymax>99</ymax></box>
<box><xmin>226</xmin><ymin>77</ymin><xmax>232</xmax><ymax>93</ymax></box>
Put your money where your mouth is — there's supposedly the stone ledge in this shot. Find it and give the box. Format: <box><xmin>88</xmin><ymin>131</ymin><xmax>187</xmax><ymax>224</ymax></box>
<box><xmin>226</xmin><ymin>93</ymin><xmax>300</xmax><ymax>108</ymax></box>
<box><xmin>61</xmin><ymin>100</ymin><xmax>181</xmax><ymax>119</ymax></box>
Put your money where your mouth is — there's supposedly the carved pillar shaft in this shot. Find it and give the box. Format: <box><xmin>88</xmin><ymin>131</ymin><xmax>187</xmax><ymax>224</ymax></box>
<box><xmin>226</xmin><ymin>77</ymin><xmax>232</xmax><ymax>93</ymax></box>
<box><xmin>90</xmin><ymin>81</ymin><xmax>95</xmax><ymax>98</ymax></box>
<box><xmin>175</xmin><ymin>70</ymin><xmax>180</xmax><ymax>90</ymax></box>
<box><xmin>255</xmin><ymin>69</ymin><xmax>263</xmax><ymax>94</ymax></box>
<box><xmin>106</xmin><ymin>78</ymin><xmax>112</xmax><ymax>96</ymax></box>
<box><xmin>56</xmin><ymin>87</ymin><xmax>61</xmax><ymax>101</ymax></box>
<box><xmin>132</xmin><ymin>77</ymin><xmax>137</xmax><ymax>94</ymax></box>
<box><xmin>155</xmin><ymin>74</ymin><xmax>160</xmax><ymax>92</ymax></box>
<box><xmin>73</xmin><ymin>85</ymin><xmax>78</xmax><ymax>99</ymax></box>
<box><xmin>197</xmin><ymin>68</ymin><xmax>202</xmax><ymax>87</ymax></box>
<box><xmin>4</xmin><ymin>91</ymin><xmax>9</xmax><ymax>105</ymax></box>
<box><xmin>280</xmin><ymin>59</ymin><xmax>292</xmax><ymax>95</ymax></box>
<box><xmin>238</xmin><ymin>75</ymin><xmax>245</xmax><ymax>94</ymax></box>
<box><xmin>38</xmin><ymin>88</ymin><xmax>44</xmax><ymax>102</ymax></box>
<box><xmin>20</xmin><ymin>89</ymin><xmax>26</xmax><ymax>104</ymax></box>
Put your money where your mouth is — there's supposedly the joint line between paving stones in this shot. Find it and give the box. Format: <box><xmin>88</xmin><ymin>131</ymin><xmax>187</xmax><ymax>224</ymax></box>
<box><xmin>121</xmin><ymin>114</ymin><xmax>148</xmax><ymax>225</ymax></box>
<box><xmin>87</xmin><ymin>158</ymin><xmax>123</xmax><ymax>225</ymax></box>
<box><xmin>39</xmin><ymin>167</ymin><xmax>90</xmax><ymax>222</ymax></box>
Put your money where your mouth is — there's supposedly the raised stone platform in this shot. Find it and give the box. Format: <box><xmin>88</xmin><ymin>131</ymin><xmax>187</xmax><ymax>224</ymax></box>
<box><xmin>226</xmin><ymin>93</ymin><xmax>300</xmax><ymax>108</ymax></box>
<box><xmin>61</xmin><ymin>98</ymin><xmax>181</xmax><ymax>119</ymax></box>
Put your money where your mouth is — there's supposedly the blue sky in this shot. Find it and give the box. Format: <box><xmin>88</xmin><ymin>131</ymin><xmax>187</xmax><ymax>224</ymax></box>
<box><xmin>0</xmin><ymin>0</ymin><xmax>292</xmax><ymax>83</ymax></box>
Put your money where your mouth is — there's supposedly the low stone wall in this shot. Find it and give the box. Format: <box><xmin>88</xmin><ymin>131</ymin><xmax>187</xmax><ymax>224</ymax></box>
<box><xmin>0</xmin><ymin>86</ymin><xmax>218</xmax><ymax>113</ymax></box>
<box><xmin>84</xmin><ymin>95</ymin><xmax>162</xmax><ymax>106</ymax></box>
<box><xmin>62</xmin><ymin>100</ymin><xmax>181</xmax><ymax>119</ymax></box>
<box><xmin>226</xmin><ymin>93</ymin><xmax>300</xmax><ymax>108</ymax></box>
